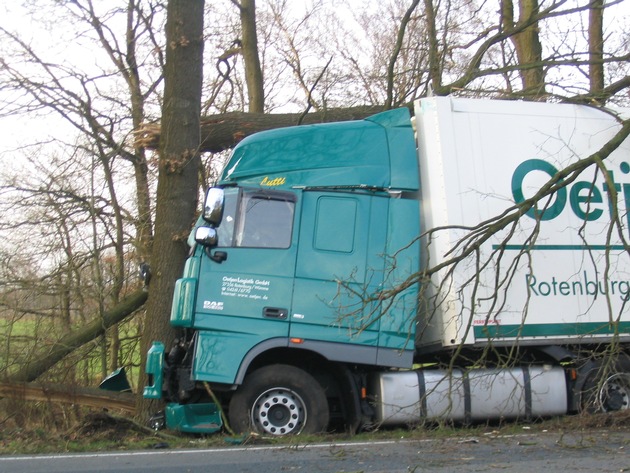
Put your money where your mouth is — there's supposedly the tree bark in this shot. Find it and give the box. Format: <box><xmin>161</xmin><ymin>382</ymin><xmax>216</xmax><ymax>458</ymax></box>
<box><xmin>424</xmin><ymin>0</ymin><xmax>441</xmax><ymax>94</ymax></box>
<box><xmin>502</xmin><ymin>0</ymin><xmax>546</xmax><ymax>96</ymax></box>
<box><xmin>238</xmin><ymin>0</ymin><xmax>265</xmax><ymax>112</ymax></box>
<box><xmin>588</xmin><ymin>0</ymin><xmax>605</xmax><ymax>98</ymax></box>
<box><xmin>136</xmin><ymin>0</ymin><xmax>205</xmax><ymax>422</ymax></box>
<box><xmin>135</xmin><ymin>105</ymin><xmax>389</xmax><ymax>152</ymax></box>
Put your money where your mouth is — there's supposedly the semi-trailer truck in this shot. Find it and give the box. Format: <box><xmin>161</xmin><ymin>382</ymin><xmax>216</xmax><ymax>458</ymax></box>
<box><xmin>143</xmin><ymin>96</ymin><xmax>630</xmax><ymax>435</ymax></box>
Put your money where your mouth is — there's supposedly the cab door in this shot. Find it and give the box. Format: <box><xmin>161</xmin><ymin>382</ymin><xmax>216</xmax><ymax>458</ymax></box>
<box><xmin>290</xmin><ymin>191</ymin><xmax>387</xmax><ymax>364</ymax></box>
<box><xmin>192</xmin><ymin>187</ymin><xmax>299</xmax><ymax>384</ymax></box>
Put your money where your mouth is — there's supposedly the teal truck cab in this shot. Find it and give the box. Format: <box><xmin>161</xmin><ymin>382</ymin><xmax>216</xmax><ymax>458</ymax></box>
<box><xmin>144</xmin><ymin>97</ymin><xmax>630</xmax><ymax>435</ymax></box>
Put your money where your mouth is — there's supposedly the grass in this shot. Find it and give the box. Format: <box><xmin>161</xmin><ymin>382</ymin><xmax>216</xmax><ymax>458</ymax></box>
<box><xmin>0</xmin><ymin>404</ymin><xmax>628</xmax><ymax>456</ymax></box>
<box><xmin>0</xmin><ymin>313</ymin><xmax>143</xmax><ymax>388</ymax></box>
<box><xmin>1</xmin><ymin>318</ymin><xmax>629</xmax><ymax>455</ymax></box>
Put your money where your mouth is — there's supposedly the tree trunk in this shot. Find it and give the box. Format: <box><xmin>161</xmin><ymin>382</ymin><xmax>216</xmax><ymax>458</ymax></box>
<box><xmin>386</xmin><ymin>0</ymin><xmax>421</xmax><ymax>108</ymax></box>
<box><xmin>135</xmin><ymin>105</ymin><xmax>389</xmax><ymax>152</ymax></box>
<box><xmin>125</xmin><ymin>0</ymin><xmax>156</xmax><ymax>264</ymax></box>
<box><xmin>109</xmin><ymin>327</ymin><xmax>121</xmax><ymax>373</ymax></box>
<box><xmin>424</xmin><ymin>0</ymin><xmax>442</xmax><ymax>95</ymax></box>
<box><xmin>136</xmin><ymin>0</ymin><xmax>205</xmax><ymax>422</ymax></box>
<box><xmin>239</xmin><ymin>0</ymin><xmax>265</xmax><ymax>112</ymax></box>
<box><xmin>502</xmin><ymin>0</ymin><xmax>546</xmax><ymax>96</ymax></box>
<box><xmin>588</xmin><ymin>0</ymin><xmax>605</xmax><ymax>99</ymax></box>
<box><xmin>78</xmin><ymin>0</ymin><xmax>157</xmax><ymax>264</ymax></box>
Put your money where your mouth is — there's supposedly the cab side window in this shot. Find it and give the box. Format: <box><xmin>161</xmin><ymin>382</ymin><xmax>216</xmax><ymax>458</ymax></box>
<box><xmin>236</xmin><ymin>193</ymin><xmax>295</xmax><ymax>248</ymax></box>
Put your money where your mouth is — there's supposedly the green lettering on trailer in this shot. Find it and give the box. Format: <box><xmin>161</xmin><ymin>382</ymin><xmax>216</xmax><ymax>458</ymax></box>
<box><xmin>511</xmin><ymin>159</ymin><xmax>566</xmax><ymax>220</ymax></box>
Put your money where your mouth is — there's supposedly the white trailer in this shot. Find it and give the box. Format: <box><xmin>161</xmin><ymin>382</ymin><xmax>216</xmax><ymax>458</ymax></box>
<box><xmin>371</xmin><ymin>97</ymin><xmax>630</xmax><ymax>426</ymax></box>
<box><xmin>415</xmin><ymin>97</ymin><xmax>630</xmax><ymax>350</ymax></box>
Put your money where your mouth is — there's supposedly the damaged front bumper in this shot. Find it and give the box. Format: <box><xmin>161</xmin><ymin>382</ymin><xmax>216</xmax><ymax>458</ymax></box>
<box><xmin>143</xmin><ymin>340</ymin><xmax>222</xmax><ymax>434</ymax></box>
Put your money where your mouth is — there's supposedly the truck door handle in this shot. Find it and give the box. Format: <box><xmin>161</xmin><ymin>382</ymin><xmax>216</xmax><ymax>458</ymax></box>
<box><xmin>209</xmin><ymin>250</ymin><xmax>227</xmax><ymax>263</ymax></box>
<box><xmin>263</xmin><ymin>307</ymin><xmax>288</xmax><ymax>319</ymax></box>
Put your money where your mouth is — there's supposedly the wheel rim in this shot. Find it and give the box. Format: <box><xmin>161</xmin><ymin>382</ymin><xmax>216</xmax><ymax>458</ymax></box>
<box><xmin>598</xmin><ymin>373</ymin><xmax>630</xmax><ymax>411</ymax></box>
<box><xmin>251</xmin><ymin>387</ymin><xmax>307</xmax><ymax>435</ymax></box>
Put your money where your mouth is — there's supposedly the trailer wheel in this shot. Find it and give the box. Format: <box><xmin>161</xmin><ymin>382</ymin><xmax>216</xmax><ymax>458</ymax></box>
<box><xmin>581</xmin><ymin>357</ymin><xmax>630</xmax><ymax>413</ymax></box>
<box><xmin>228</xmin><ymin>364</ymin><xmax>329</xmax><ymax>435</ymax></box>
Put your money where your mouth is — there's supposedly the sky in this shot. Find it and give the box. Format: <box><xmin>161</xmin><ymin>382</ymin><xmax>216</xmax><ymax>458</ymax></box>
<box><xmin>1</xmin><ymin>0</ymin><xmax>630</xmax><ymax>167</ymax></box>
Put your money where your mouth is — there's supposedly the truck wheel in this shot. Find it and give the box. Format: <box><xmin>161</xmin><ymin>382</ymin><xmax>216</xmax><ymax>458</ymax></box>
<box><xmin>228</xmin><ymin>364</ymin><xmax>329</xmax><ymax>435</ymax></box>
<box><xmin>581</xmin><ymin>357</ymin><xmax>630</xmax><ymax>412</ymax></box>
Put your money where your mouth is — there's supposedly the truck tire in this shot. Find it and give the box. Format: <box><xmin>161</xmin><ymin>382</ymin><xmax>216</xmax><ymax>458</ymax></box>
<box><xmin>580</xmin><ymin>356</ymin><xmax>630</xmax><ymax>413</ymax></box>
<box><xmin>228</xmin><ymin>364</ymin><xmax>329</xmax><ymax>435</ymax></box>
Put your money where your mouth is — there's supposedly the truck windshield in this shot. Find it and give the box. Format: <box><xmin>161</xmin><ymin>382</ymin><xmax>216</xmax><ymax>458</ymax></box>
<box><xmin>217</xmin><ymin>188</ymin><xmax>295</xmax><ymax>249</ymax></box>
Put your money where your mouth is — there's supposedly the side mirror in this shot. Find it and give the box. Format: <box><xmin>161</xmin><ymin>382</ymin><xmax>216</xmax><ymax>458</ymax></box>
<box><xmin>203</xmin><ymin>188</ymin><xmax>224</xmax><ymax>225</ymax></box>
<box><xmin>195</xmin><ymin>226</ymin><xmax>218</xmax><ymax>247</ymax></box>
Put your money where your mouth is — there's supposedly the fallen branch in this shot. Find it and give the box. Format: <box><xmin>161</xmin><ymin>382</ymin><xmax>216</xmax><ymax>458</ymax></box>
<box><xmin>9</xmin><ymin>289</ymin><xmax>148</xmax><ymax>383</ymax></box>
<box><xmin>0</xmin><ymin>381</ymin><xmax>135</xmax><ymax>414</ymax></box>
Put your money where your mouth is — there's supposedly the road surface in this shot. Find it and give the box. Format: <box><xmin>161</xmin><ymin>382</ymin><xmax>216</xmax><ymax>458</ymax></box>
<box><xmin>0</xmin><ymin>430</ymin><xmax>627</xmax><ymax>472</ymax></box>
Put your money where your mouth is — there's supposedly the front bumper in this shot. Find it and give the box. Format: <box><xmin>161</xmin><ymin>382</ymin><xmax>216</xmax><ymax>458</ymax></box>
<box><xmin>165</xmin><ymin>402</ymin><xmax>222</xmax><ymax>433</ymax></box>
